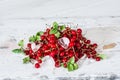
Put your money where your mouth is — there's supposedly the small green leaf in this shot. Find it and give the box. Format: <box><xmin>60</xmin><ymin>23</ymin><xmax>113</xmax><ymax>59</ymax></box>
<box><xmin>36</xmin><ymin>35</ymin><xmax>40</xmax><ymax>41</ymax></box>
<box><xmin>97</xmin><ymin>54</ymin><xmax>107</xmax><ymax>59</ymax></box>
<box><xmin>60</xmin><ymin>25</ymin><xmax>66</xmax><ymax>31</ymax></box>
<box><xmin>18</xmin><ymin>40</ymin><xmax>24</xmax><ymax>47</ymax></box>
<box><xmin>55</xmin><ymin>32</ymin><xmax>60</xmax><ymax>38</ymax></box>
<box><xmin>29</xmin><ymin>35</ymin><xmax>36</xmax><ymax>42</ymax></box>
<box><xmin>23</xmin><ymin>57</ymin><xmax>30</xmax><ymax>64</ymax></box>
<box><xmin>12</xmin><ymin>49</ymin><xmax>23</xmax><ymax>53</ymax></box>
<box><xmin>53</xmin><ymin>22</ymin><xmax>58</xmax><ymax>29</ymax></box>
<box><xmin>68</xmin><ymin>57</ymin><xmax>75</xmax><ymax>64</ymax></box>
<box><xmin>50</xmin><ymin>29</ymin><xmax>58</xmax><ymax>34</ymax></box>
<box><xmin>67</xmin><ymin>63</ymin><xmax>74</xmax><ymax>71</ymax></box>
<box><xmin>36</xmin><ymin>31</ymin><xmax>44</xmax><ymax>36</ymax></box>
<box><xmin>73</xmin><ymin>63</ymin><xmax>78</xmax><ymax>70</ymax></box>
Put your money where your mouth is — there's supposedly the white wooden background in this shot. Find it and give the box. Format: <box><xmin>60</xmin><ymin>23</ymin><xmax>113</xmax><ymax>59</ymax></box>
<box><xmin>0</xmin><ymin>0</ymin><xmax>120</xmax><ymax>80</ymax></box>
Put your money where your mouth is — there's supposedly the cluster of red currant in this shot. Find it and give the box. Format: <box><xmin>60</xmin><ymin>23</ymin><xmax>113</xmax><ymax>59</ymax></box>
<box><xmin>13</xmin><ymin>22</ymin><xmax>101</xmax><ymax>71</ymax></box>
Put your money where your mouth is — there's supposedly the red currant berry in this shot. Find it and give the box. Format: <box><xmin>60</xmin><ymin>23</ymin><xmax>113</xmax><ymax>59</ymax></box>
<box><xmin>41</xmin><ymin>35</ymin><xmax>45</xmax><ymax>40</ymax></box>
<box><xmin>77</xmin><ymin>28</ymin><xmax>82</xmax><ymax>33</ymax></box>
<box><xmin>24</xmin><ymin>50</ymin><xmax>29</xmax><ymax>55</ymax></box>
<box><xmin>96</xmin><ymin>57</ymin><xmax>101</xmax><ymax>61</ymax></box>
<box><xmin>35</xmin><ymin>63</ymin><xmax>40</xmax><ymax>68</ymax></box>
<box><xmin>27</xmin><ymin>43</ymin><xmax>31</xmax><ymax>48</ymax></box>
<box><xmin>60</xmin><ymin>52</ymin><xmax>65</xmax><ymax>57</ymax></box>
<box><xmin>55</xmin><ymin>61</ymin><xmax>60</xmax><ymax>67</ymax></box>
<box><xmin>62</xmin><ymin>58</ymin><xmax>67</xmax><ymax>62</ymax></box>
<box><xmin>50</xmin><ymin>50</ymin><xmax>57</xmax><ymax>57</ymax></box>
<box><xmin>85</xmin><ymin>40</ymin><xmax>91</xmax><ymax>44</ymax></box>
<box><xmin>29</xmin><ymin>49</ymin><xmax>33</xmax><ymax>54</ymax></box>
<box><xmin>69</xmin><ymin>42</ymin><xmax>74</xmax><ymax>47</ymax></box>
<box><xmin>63</xmin><ymin>63</ymin><xmax>67</xmax><ymax>68</ymax></box>
<box><xmin>50</xmin><ymin>44</ymin><xmax>56</xmax><ymax>48</ymax></box>
<box><xmin>93</xmin><ymin>43</ymin><xmax>98</xmax><ymax>48</ymax></box>
<box><xmin>38</xmin><ymin>59</ymin><xmax>42</xmax><ymax>63</ymax></box>
<box><xmin>71</xmin><ymin>30</ymin><xmax>77</xmax><ymax>35</ymax></box>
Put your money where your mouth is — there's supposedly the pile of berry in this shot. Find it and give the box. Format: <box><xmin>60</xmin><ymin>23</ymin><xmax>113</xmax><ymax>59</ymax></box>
<box><xmin>12</xmin><ymin>22</ymin><xmax>102</xmax><ymax>71</ymax></box>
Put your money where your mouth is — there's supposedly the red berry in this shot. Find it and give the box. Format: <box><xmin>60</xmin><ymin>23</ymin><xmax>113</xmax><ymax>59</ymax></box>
<box><xmin>27</xmin><ymin>43</ymin><xmax>31</xmax><ymax>48</ymax></box>
<box><xmin>70</xmin><ymin>38</ymin><xmax>76</xmax><ymax>42</ymax></box>
<box><xmin>29</xmin><ymin>49</ymin><xmax>33</xmax><ymax>54</ymax></box>
<box><xmin>65</xmin><ymin>52</ymin><xmax>69</xmax><ymax>55</ymax></box>
<box><xmin>69</xmin><ymin>42</ymin><xmax>74</xmax><ymax>47</ymax></box>
<box><xmin>96</xmin><ymin>57</ymin><xmax>101</xmax><ymax>61</ymax></box>
<box><xmin>87</xmin><ymin>54</ymin><xmax>91</xmax><ymax>58</ymax></box>
<box><xmin>85</xmin><ymin>40</ymin><xmax>91</xmax><ymax>44</ymax></box>
<box><xmin>41</xmin><ymin>35</ymin><xmax>45</xmax><ymax>40</ymax></box>
<box><xmin>71</xmin><ymin>30</ymin><xmax>76</xmax><ymax>35</ymax></box>
<box><xmin>91</xmin><ymin>50</ymin><xmax>97</xmax><ymax>55</ymax></box>
<box><xmin>50</xmin><ymin>50</ymin><xmax>57</xmax><ymax>57</ymax></box>
<box><xmin>35</xmin><ymin>63</ymin><xmax>40</xmax><ymax>68</ymax></box>
<box><xmin>93</xmin><ymin>43</ymin><xmax>98</xmax><ymax>48</ymax></box>
<box><xmin>63</xmin><ymin>63</ymin><xmax>67</xmax><ymax>68</ymax></box>
<box><xmin>46</xmin><ymin>28</ymin><xmax>50</xmax><ymax>33</ymax></box>
<box><xmin>49</xmin><ymin>39</ymin><xmax>55</xmax><ymax>44</ymax></box>
<box><xmin>62</xmin><ymin>58</ymin><xmax>67</xmax><ymax>62</ymax></box>
<box><xmin>37</xmin><ymin>53</ymin><xmax>42</xmax><ymax>57</ymax></box>
<box><xmin>24</xmin><ymin>50</ymin><xmax>29</xmax><ymax>55</ymax></box>
<box><xmin>50</xmin><ymin>34</ymin><xmax>55</xmax><ymax>38</ymax></box>
<box><xmin>60</xmin><ymin>52</ymin><xmax>65</xmax><ymax>57</ymax></box>
<box><xmin>50</xmin><ymin>44</ymin><xmax>56</xmax><ymax>48</ymax></box>
<box><xmin>55</xmin><ymin>61</ymin><xmax>60</xmax><ymax>67</ymax></box>
<box><xmin>60</xmin><ymin>47</ymin><xmax>64</xmax><ymax>51</ymax></box>
<box><xmin>72</xmin><ymin>35</ymin><xmax>77</xmax><ymax>39</ymax></box>
<box><xmin>38</xmin><ymin>59</ymin><xmax>42</xmax><ymax>63</ymax></box>
<box><xmin>69</xmin><ymin>53</ymin><xmax>73</xmax><ymax>57</ymax></box>
<box><xmin>77</xmin><ymin>28</ymin><xmax>82</xmax><ymax>33</ymax></box>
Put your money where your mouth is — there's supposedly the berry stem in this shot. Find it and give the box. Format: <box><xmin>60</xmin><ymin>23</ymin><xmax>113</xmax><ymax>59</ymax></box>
<box><xmin>72</xmin><ymin>47</ymin><xmax>79</xmax><ymax>60</ymax></box>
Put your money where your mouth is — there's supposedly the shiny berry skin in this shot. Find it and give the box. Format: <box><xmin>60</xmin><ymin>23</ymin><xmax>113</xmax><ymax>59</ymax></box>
<box><xmin>50</xmin><ymin>34</ymin><xmax>55</xmax><ymax>38</ymax></box>
<box><xmin>85</xmin><ymin>40</ymin><xmax>91</xmax><ymax>44</ymax></box>
<box><xmin>29</xmin><ymin>49</ymin><xmax>33</xmax><ymax>54</ymax></box>
<box><xmin>69</xmin><ymin>42</ymin><xmax>74</xmax><ymax>47</ymax></box>
<box><xmin>55</xmin><ymin>61</ymin><xmax>60</xmax><ymax>67</ymax></box>
<box><xmin>24</xmin><ymin>50</ymin><xmax>29</xmax><ymax>55</ymax></box>
<box><xmin>50</xmin><ymin>50</ymin><xmax>56</xmax><ymax>57</ymax></box>
<box><xmin>41</xmin><ymin>35</ymin><xmax>45</xmax><ymax>40</ymax></box>
<box><xmin>38</xmin><ymin>59</ymin><xmax>42</xmax><ymax>63</ymax></box>
<box><xmin>35</xmin><ymin>63</ymin><xmax>40</xmax><ymax>68</ymax></box>
<box><xmin>60</xmin><ymin>52</ymin><xmax>65</xmax><ymax>57</ymax></box>
<box><xmin>71</xmin><ymin>30</ymin><xmax>76</xmax><ymax>35</ymax></box>
<box><xmin>62</xmin><ymin>58</ymin><xmax>67</xmax><ymax>62</ymax></box>
<box><xmin>63</xmin><ymin>63</ymin><xmax>67</xmax><ymax>68</ymax></box>
<box><xmin>77</xmin><ymin>28</ymin><xmax>82</xmax><ymax>33</ymax></box>
<box><xmin>50</xmin><ymin>44</ymin><xmax>56</xmax><ymax>48</ymax></box>
<box><xmin>27</xmin><ymin>43</ymin><xmax>31</xmax><ymax>48</ymax></box>
<box><xmin>96</xmin><ymin>57</ymin><xmax>101</xmax><ymax>61</ymax></box>
<box><xmin>93</xmin><ymin>43</ymin><xmax>98</xmax><ymax>48</ymax></box>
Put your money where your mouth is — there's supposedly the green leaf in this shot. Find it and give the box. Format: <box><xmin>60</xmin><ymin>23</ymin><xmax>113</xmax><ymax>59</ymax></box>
<box><xmin>36</xmin><ymin>31</ymin><xmax>44</xmax><ymax>36</ymax></box>
<box><xmin>67</xmin><ymin>63</ymin><xmax>74</xmax><ymax>71</ymax></box>
<box><xmin>97</xmin><ymin>54</ymin><xmax>107</xmax><ymax>59</ymax></box>
<box><xmin>73</xmin><ymin>63</ymin><xmax>78</xmax><ymax>70</ymax></box>
<box><xmin>29</xmin><ymin>35</ymin><xmax>36</xmax><ymax>42</ymax></box>
<box><xmin>18</xmin><ymin>40</ymin><xmax>24</xmax><ymax>47</ymax></box>
<box><xmin>50</xmin><ymin>29</ymin><xmax>58</xmax><ymax>34</ymax></box>
<box><xmin>12</xmin><ymin>49</ymin><xmax>23</xmax><ymax>53</ymax></box>
<box><xmin>36</xmin><ymin>35</ymin><xmax>41</xmax><ymax>41</ymax></box>
<box><xmin>53</xmin><ymin>22</ymin><xmax>58</xmax><ymax>29</ymax></box>
<box><xmin>60</xmin><ymin>25</ymin><xmax>66</xmax><ymax>31</ymax></box>
<box><xmin>55</xmin><ymin>32</ymin><xmax>60</xmax><ymax>38</ymax></box>
<box><xmin>23</xmin><ymin>57</ymin><xmax>30</xmax><ymax>64</ymax></box>
<box><xmin>68</xmin><ymin>57</ymin><xmax>75</xmax><ymax>64</ymax></box>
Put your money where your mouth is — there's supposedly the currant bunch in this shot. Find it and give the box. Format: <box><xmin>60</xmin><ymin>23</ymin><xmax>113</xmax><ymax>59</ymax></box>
<box><xmin>12</xmin><ymin>22</ymin><xmax>102</xmax><ymax>71</ymax></box>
